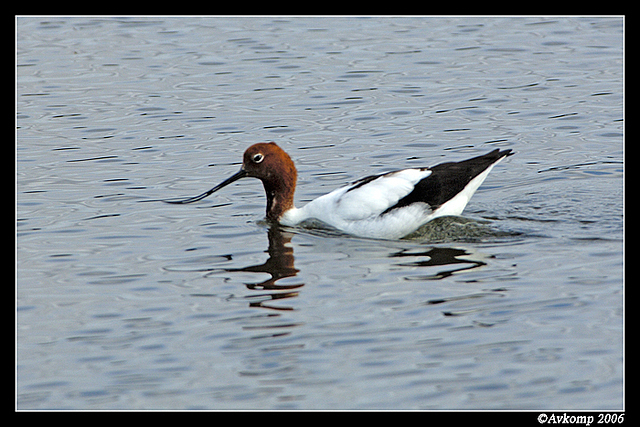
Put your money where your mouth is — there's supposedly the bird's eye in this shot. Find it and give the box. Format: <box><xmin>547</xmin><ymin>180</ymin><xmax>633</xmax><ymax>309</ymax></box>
<box><xmin>252</xmin><ymin>153</ymin><xmax>264</xmax><ymax>163</ymax></box>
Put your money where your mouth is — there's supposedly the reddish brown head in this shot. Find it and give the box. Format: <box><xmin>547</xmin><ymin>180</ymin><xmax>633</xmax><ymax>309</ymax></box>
<box><xmin>242</xmin><ymin>142</ymin><xmax>297</xmax><ymax>221</ymax></box>
<box><xmin>164</xmin><ymin>142</ymin><xmax>297</xmax><ymax>221</ymax></box>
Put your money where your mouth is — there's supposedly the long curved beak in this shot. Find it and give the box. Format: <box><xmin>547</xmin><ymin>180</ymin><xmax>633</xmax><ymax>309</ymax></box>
<box><xmin>164</xmin><ymin>168</ymin><xmax>248</xmax><ymax>204</ymax></box>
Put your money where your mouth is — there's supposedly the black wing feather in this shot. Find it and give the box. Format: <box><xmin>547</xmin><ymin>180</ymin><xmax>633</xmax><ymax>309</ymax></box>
<box><xmin>382</xmin><ymin>148</ymin><xmax>513</xmax><ymax>214</ymax></box>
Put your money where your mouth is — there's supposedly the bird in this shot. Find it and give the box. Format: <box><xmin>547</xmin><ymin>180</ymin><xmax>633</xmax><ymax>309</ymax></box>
<box><xmin>165</xmin><ymin>142</ymin><xmax>513</xmax><ymax>240</ymax></box>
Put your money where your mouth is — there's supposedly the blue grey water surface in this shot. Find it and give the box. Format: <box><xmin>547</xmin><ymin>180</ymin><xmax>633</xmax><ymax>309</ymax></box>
<box><xmin>17</xmin><ymin>16</ymin><xmax>623</xmax><ymax>410</ymax></box>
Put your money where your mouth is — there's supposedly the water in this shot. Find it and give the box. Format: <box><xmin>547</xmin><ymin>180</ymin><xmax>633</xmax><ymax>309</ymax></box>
<box><xmin>17</xmin><ymin>16</ymin><xmax>623</xmax><ymax>410</ymax></box>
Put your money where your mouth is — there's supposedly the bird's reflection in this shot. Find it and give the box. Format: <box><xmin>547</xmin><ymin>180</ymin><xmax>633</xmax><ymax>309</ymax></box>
<box><xmin>389</xmin><ymin>247</ymin><xmax>487</xmax><ymax>280</ymax></box>
<box><xmin>217</xmin><ymin>225</ymin><xmax>489</xmax><ymax>312</ymax></box>
<box><xmin>223</xmin><ymin>225</ymin><xmax>303</xmax><ymax>311</ymax></box>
